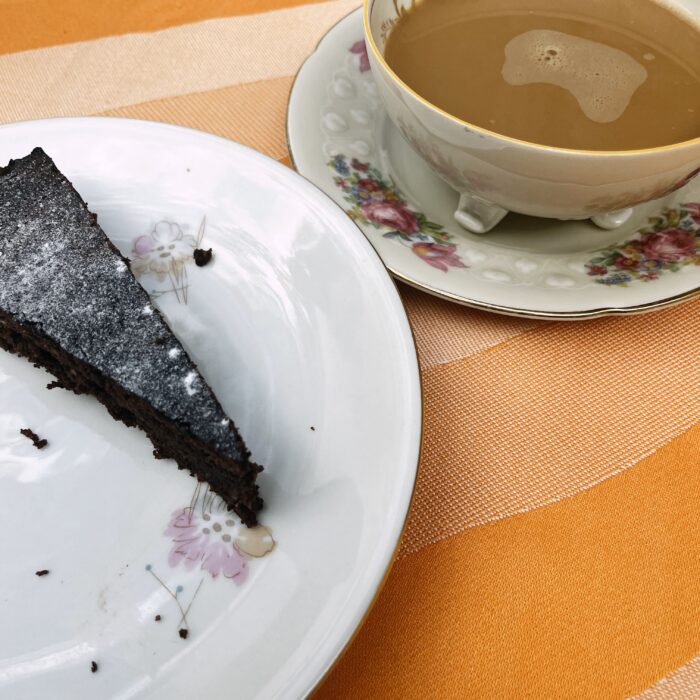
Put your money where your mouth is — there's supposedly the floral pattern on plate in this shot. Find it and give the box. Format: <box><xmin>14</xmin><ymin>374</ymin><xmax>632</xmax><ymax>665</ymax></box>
<box><xmin>131</xmin><ymin>217</ymin><xmax>206</xmax><ymax>303</ymax></box>
<box><xmin>586</xmin><ymin>203</ymin><xmax>700</xmax><ymax>286</ymax></box>
<box><xmin>146</xmin><ymin>481</ymin><xmax>275</xmax><ymax>639</ymax></box>
<box><xmin>329</xmin><ymin>155</ymin><xmax>466</xmax><ymax>272</ymax></box>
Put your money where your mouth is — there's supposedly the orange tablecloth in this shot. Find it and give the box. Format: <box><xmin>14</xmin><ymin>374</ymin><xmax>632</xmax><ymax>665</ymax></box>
<box><xmin>3</xmin><ymin>1</ymin><xmax>699</xmax><ymax>696</ymax></box>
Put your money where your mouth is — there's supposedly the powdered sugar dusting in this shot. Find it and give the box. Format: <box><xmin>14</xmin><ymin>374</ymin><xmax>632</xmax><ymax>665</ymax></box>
<box><xmin>0</xmin><ymin>148</ymin><xmax>246</xmax><ymax>459</ymax></box>
<box><xmin>183</xmin><ymin>371</ymin><xmax>198</xmax><ymax>396</ymax></box>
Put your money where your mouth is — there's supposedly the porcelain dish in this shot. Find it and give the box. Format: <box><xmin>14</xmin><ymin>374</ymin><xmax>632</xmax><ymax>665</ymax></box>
<box><xmin>287</xmin><ymin>9</ymin><xmax>700</xmax><ymax>319</ymax></box>
<box><xmin>0</xmin><ymin>117</ymin><xmax>422</xmax><ymax>700</ymax></box>
<box><xmin>364</xmin><ymin>0</ymin><xmax>700</xmax><ymax>233</ymax></box>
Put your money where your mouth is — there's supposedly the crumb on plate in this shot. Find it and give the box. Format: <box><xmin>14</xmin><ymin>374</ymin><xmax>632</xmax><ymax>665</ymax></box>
<box><xmin>20</xmin><ymin>428</ymin><xmax>47</xmax><ymax>449</ymax></box>
<box><xmin>193</xmin><ymin>248</ymin><xmax>213</xmax><ymax>267</ymax></box>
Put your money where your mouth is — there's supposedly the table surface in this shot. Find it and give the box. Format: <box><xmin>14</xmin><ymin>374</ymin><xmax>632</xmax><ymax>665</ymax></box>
<box><xmin>2</xmin><ymin>1</ymin><xmax>699</xmax><ymax>697</ymax></box>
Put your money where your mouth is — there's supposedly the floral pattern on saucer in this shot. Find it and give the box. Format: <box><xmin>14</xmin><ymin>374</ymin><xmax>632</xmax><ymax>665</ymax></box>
<box><xmin>329</xmin><ymin>155</ymin><xmax>466</xmax><ymax>272</ymax></box>
<box><xmin>289</xmin><ymin>6</ymin><xmax>700</xmax><ymax>316</ymax></box>
<box><xmin>349</xmin><ymin>40</ymin><xmax>370</xmax><ymax>72</ymax></box>
<box><xmin>586</xmin><ymin>203</ymin><xmax>700</xmax><ymax>286</ymax></box>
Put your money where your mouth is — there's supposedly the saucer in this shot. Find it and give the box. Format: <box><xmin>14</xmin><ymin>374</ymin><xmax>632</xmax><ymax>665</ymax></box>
<box><xmin>287</xmin><ymin>8</ymin><xmax>700</xmax><ymax>319</ymax></box>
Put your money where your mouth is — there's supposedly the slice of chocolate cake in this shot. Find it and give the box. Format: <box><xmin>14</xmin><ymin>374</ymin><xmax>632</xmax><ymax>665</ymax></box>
<box><xmin>0</xmin><ymin>148</ymin><xmax>262</xmax><ymax>525</ymax></box>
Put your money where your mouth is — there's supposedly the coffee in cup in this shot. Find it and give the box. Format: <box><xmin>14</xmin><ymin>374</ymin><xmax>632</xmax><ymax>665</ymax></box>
<box><xmin>364</xmin><ymin>0</ymin><xmax>700</xmax><ymax>232</ymax></box>
<box><xmin>383</xmin><ymin>0</ymin><xmax>700</xmax><ymax>151</ymax></box>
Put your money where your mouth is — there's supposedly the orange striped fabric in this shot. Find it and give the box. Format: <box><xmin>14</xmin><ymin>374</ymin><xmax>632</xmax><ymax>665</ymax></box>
<box><xmin>101</xmin><ymin>77</ymin><xmax>294</xmax><ymax>162</ymax></box>
<box><xmin>0</xmin><ymin>0</ymin><xmax>328</xmax><ymax>54</ymax></box>
<box><xmin>1</xmin><ymin>0</ymin><xmax>699</xmax><ymax>696</ymax></box>
<box><xmin>317</xmin><ymin>422</ymin><xmax>700</xmax><ymax>699</ymax></box>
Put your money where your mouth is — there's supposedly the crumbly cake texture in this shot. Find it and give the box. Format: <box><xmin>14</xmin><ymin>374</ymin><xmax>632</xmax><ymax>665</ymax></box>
<box><xmin>193</xmin><ymin>247</ymin><xmax>213</xmax><ymax>267</ymax></box>
<box><xmin>0</xmin><ymin>148</ymin><xmax>262</xmax><ymax>524</ymax></box>
<box><xmin>20</xmin><ymin>427</ymin><xmax>48</xmax><ymax>449</ymax></box>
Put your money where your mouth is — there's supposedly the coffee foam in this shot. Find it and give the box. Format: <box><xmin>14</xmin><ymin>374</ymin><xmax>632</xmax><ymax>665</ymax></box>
<box><xmin>502</xmin><ymin>29</ymin><xmax>648</xmax><ymax>123</ymax></box>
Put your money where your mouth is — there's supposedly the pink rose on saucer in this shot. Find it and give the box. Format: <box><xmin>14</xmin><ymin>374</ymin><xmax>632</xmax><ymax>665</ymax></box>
<box><xmin>349</xmin><ymin>40</ymin><xmax>370</xmax><ymax>72</ymax></box>
<box><xmin>412</xmin><ymin>242</ymin><xmax>466</xmax><ymax>272</ymax></box>
<box><xmin>642</xmin><ymin>228</ymin><xmax>696</xmax><ymax>261</ymax></box>
<box><xmin>361</xmin><ymin>199</ymin><xmax>419</xmax><ymax>233</ymax></box>
<box><xmin>686</xmin><ymin>203</ymin><xmax>700</xmax><ymax>225</ymax></box>
<box><xmin>357</xmin><ymin>178</ymin><xmax>382</xmax><ymax>192</ymax></box>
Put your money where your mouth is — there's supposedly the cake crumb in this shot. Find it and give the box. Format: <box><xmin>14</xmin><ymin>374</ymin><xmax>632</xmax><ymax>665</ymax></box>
<box><xmin>154</xmin><ymin>614</ymin><xmax>161</xmax><ymax>622</ymax></box>
<box><xmin>46</xmin><ymin>380</ymin><xmax>64</xmax><ymax>390</ymax></box>
<box><xmin>310</xmin><ymin>426</ymin><xmax>315</xmax><ymax>431</ymax></box>
<box><xmin>91</xmin><ymin>661</ymin><xmax>98</xmax><ymax>673</ymax></box>
<box><xmin>35</xmin><ymin>569</ymin><xmax>49</xmax><ymax>577</ymax></box>
<box><xmin>178</xmin><ymin>628</ymin><xmax>189</xmax><ymax>639</ymax></box>
<box><xmin>20</xmin><ymin>428</ymin><xmax>47</xmax><ymax>449</ymax></box>
<box><xmin>193</xmin><ymin>248</ymin><xmax>213</xmax><ymax>267</ymax></box>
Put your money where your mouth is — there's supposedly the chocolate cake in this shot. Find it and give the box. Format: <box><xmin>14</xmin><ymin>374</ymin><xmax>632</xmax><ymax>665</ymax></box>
<box><xmin>0</xmin><ymin>148</ymin><xmax>262</xmax><ymax>525</ymax></box>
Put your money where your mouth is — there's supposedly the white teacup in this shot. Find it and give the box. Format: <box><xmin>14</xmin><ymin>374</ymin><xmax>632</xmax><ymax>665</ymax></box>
<box><xmin>363</xmin><ymin>0</ymin><xmax>700</xmax><ymax>234</ymax></box>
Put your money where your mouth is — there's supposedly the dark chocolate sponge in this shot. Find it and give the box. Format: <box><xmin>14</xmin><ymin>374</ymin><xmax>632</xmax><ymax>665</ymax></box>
<box><xmin>0</xmin><ymin>148</ymin><xmax>262</xmax><ymax>525</ymax></box>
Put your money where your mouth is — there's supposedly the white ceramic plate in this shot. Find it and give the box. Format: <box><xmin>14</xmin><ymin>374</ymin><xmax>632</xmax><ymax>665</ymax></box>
<box><xmin>287</xmin><ymin>8</ymin><xmax>700</xmax><ymax>319</ymax></box>
<box><xmin>0</xmin><ymin>118</ymin><xmax>421</xmax><ymax>699</ymax></box>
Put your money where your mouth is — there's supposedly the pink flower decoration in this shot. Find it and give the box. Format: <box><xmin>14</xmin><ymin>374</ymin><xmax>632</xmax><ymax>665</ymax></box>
<box><xmin>641</xmin><ymin>228</ymin><xmax>696</xmax><ymax>262</ymax></box>
<box><xmin>613</xmin><ymin>255</ymin><xmax>639</xmax><ymax>269</ymax></box>
<box><xmin>686</xmin><ymin>203</ymin><xmax>700</xmax><ymax>225</ymax></box>
<box><xmin>351</xmin><ymin>158</ymin><xmax>369</xmax><ymax>172</ymax></box>
<box><xmin>361</xmin><ymin>199</ymin><xmax>419</xmax><ymax>233</ymax></box>
<box><xmin>587</xmin><ymin>264</ymin><xmax>608</xmax><ymax>276</ymax></box>
<box><xmin>133</xmin><ymin>235</ymin><xmax>154</xmax><ymax>256</ymax></box>
<box><xmin>639</xmin><ymin>272</ymin><xmax>659</xmax><ymax>281</ymax></box>
<box><xmin>357</xmin><ymin>178</ymin><xmax>381</xmax><ymax>192</ymax></box>
<box><xmin>411</xmin><ymin>242</ymin><xmax>467</xmax><ymax>272</ymax></box>
<box><xmin>201</xmin><ymin>541</ymin><xmax>248</xmax><ymax>579</ymax></box>
<box><xmin>165</xmin><ymin>508</ymin><xmax>248</xmax><ymax>583</ymax></box>
<box><xmin>349</xmin><ymin>40</ymin><xmax>370</xmax><ymax>72</ymax></box>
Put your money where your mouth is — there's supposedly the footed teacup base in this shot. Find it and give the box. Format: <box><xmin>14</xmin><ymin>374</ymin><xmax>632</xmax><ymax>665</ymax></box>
<box><xmin>590</xmin><ymin>208</ymin><xmax>635</xmax><ymax>230</ymax></box>
<box><xmin>454</xmin><ymin>192</ymin><xmax>508</xmax><ymax>234</ymax></box>
<box><xmin>454</xmin><ymin>195</ymin><xmax>636</xmax><ymax>235</ymax></box>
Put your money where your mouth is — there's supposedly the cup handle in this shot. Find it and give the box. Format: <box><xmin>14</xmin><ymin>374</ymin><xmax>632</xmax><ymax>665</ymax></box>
<box><xmin>454</xmin><ymin>192</ymin><xmax>508</xmax><ymax>234</ymax></box>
